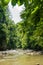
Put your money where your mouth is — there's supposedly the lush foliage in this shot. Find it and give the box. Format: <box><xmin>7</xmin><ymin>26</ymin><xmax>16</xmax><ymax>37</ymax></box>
<box><xmin>0</xmin><ymin>0</ymin><xmax>43</xmax><ymax>51</ymax></box>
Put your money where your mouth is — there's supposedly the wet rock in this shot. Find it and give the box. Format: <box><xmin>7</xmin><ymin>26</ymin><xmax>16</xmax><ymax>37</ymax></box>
<box><xmin>36</xmin><ymin>63</ymin><xmax>40</xmax><ymax>65</ymax></box>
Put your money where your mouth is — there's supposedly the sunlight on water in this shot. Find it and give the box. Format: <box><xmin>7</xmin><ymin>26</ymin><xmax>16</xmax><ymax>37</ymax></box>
<box><xmin>0</xmin><ymin>55</ymin><xmax>43</xmax><ymax>65</ymax></box>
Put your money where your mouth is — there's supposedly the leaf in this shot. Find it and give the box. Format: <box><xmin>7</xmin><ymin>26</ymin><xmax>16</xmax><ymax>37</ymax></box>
<box><xmin>17</xmin><ymin>0</ymin><xmax>24</xmax><ymax>6</ymax></box>
<box><xmin>31</xmin><ymin>6</ymin><xmax>39</xmax><ymax>14</ymax></box>
<box><xmin>11</xmin><ymin>0</ymin><xmax>17</xmax><ymax>6</ymax></box>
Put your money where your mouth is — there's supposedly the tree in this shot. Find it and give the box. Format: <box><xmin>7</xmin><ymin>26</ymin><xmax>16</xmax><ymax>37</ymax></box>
<box><xmin>0</xmin><ymin>23</ymin><xmax>9</xmax><ymax>50</ymax></box>
<box><xmin>20</xmin><ymin>0</ymin><xmax>43</xmax><ymax>50</ymax></box>
<box><xmin>0</xmin><ymin>0</ymin><xmax>43</xmax><ymax>50</ymax></box>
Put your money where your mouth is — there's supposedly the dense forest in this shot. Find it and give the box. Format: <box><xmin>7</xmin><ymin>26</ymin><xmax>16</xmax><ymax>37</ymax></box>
<box><xmin>0</xmin><ymin>0</ymin><xmax>43</xmax><ymax>51</ymax></box>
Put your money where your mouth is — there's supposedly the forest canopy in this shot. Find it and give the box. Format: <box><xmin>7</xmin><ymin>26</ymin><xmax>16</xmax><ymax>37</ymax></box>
<box><xmin>0</xmin><ymin>0</ymin><xmax>43</xmax><ymax>51</ymax></box>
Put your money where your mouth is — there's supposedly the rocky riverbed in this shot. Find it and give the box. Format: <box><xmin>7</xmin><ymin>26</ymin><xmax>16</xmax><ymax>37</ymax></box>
<box><xmin>0</xmin><ymin>49</ymin><xmax>43</xmax><ymax>58</ymax></box>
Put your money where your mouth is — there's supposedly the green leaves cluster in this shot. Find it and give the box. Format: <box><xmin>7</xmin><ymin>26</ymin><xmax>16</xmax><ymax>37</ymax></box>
<box><xmin>0</xmin><ymin>0</ymin><xmax>43</xmax><ymax>51</ymax></box>
<box><xmin>20</xmin><ymin>0</ymin><xmax>43</xmax><ymax>50</ymax></box>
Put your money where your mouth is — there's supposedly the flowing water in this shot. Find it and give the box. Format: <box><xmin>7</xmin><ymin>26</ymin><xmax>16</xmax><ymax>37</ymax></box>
<box><xmin>0</xmin><ymin>54</ymin><xmax>43</xmax><ymax>65</ymax></box>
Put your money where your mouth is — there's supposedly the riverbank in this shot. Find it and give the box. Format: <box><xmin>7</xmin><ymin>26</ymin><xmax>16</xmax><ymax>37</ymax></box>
<box><xmin>0</xmin><ymin>49</ymin><xmax>43</xmax><ymax>57</ymax></box>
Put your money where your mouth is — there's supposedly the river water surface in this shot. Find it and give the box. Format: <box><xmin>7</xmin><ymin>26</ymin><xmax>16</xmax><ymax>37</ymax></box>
<box><xmin>0</xmin><ymin>54</ymin><xmax>43</xmax><ymax>65</ymax></box>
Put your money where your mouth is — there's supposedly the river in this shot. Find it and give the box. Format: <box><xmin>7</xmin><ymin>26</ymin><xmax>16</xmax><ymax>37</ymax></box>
<box><xmin>0</xmin><ymin>52</ymin><xmax>43</xmax><ymax>65</ymax></box>
<box><xmin>0</xmin><ymin>51</ymin><xmax>43</xmax><ymax>65</ymax></box>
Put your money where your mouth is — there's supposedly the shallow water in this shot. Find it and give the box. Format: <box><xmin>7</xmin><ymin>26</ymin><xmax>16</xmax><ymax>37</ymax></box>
<box><xmin>0</xmin><ymin>54</ymin><xmax>43</xmax><ymax>65</ymax></box>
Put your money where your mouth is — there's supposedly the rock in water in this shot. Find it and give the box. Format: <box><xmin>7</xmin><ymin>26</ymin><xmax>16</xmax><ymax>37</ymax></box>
<box><xmin>36</xmin><ymin>63</ymin><xmax>40</xmax><ymax>65</ymax></box>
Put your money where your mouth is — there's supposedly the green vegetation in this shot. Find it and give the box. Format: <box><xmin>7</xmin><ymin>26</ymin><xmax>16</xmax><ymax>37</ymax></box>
<box><xmin>0</xmin><ymin>0</ymin><xmax>43</xmax><ymax>51</ymax></box>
